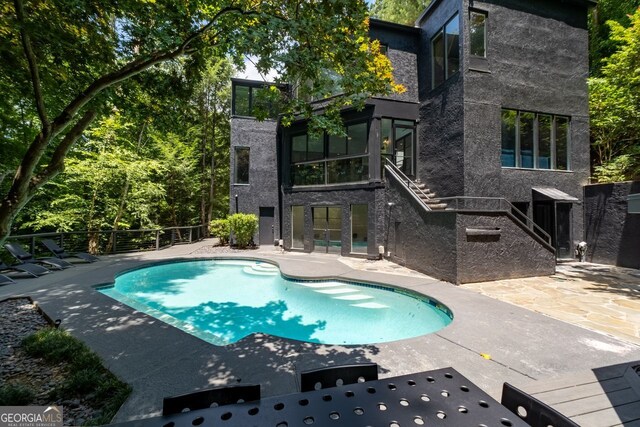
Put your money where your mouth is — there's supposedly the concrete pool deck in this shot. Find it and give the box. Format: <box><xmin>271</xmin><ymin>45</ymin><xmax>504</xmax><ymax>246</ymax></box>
<box><xmin>1</xmin><ymin>239</ymin><xmax>639</xmax><ymax>422</ymax></box>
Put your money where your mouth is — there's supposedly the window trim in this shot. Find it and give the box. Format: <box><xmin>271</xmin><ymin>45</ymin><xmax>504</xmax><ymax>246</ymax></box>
<box><xmin>469</xmin><ymin>8</ymin><xmax>488</xmax><ymax>59</ymax></box>
<box><xmin>234</xmin><ymin>146</ymin><xmax>250</xmax><ymax>184</ymax></box>
<box><xmin>501</xmin><ymin>109</ymin><xmax>571</xmax><ymax>171</ymax></box>
<box><xmin>431</xmin><ymin>13</ymin><xmax>460</xmax><ymax>90</ymax></box>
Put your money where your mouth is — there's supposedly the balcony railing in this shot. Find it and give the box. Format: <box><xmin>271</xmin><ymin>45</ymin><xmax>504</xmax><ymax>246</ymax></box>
<box><xmin>4</xmin><ymin>225</ymin><xmax>207</xmax><ymax>257</ymax></box>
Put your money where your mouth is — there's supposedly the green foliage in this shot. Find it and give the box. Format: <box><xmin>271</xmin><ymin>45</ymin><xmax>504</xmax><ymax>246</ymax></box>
<box><xmin>370</xmin><ymin>0</ymin><xmax>431</xmax><ymax>26</ymax></box>
<box><xmin>589</xmin><ymin>7</ymin><xmax>640</xmax><ymax>182</ymax></box>
<box><xmin>228</xmin><ymin>213</ymin><xmax>258</xmax><ymax>248</ymax></box>
<box><xmin>210</xmin><ymin>218</ymin><xmax>230</xmax><ymax>245</ymax></box>
<box><xmin>589</xmin><ymin>1</ymin><xmax>640</xmax><ymax>75</ymax></box>
<box><xmin>0</xmin><ymin>384</ymin><xmax>36</xmax><ymax>406</ymax></box>
<box><xmin>22</xmin><ymin>327</ymin><xmax>131</xmax><ymax>424</ymax></box>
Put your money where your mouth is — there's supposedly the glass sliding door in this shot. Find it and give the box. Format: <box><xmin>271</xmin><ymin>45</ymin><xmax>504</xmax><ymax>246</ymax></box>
<box><xmin>312</xmin><ymin>207</ymin><xmax>342</xmax><ymax>254</ymax></box>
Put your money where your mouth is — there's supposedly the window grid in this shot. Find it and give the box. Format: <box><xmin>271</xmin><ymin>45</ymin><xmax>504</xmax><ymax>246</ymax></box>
<box><xmin>501</xmin><ymin>109</ymin><xmax>571</xmax><ymax>171</ymax></box>
<box><xmin>431</xmin><ymin>13</ymin><xmax>460</xmax><ymax>89</ymax></box>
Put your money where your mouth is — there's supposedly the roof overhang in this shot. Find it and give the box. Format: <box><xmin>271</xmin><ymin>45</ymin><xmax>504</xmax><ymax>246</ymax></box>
<box><xmin>533</xmin><ymin>187</ymin><xmax>580</xmax><ymax>202</ymax></box>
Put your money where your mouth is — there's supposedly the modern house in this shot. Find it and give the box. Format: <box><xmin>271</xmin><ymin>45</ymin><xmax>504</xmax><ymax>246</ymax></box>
<box><xmin>230</xmin><ymin>0</ymin><xmax>594</xmax><ymax>284</ymax></box>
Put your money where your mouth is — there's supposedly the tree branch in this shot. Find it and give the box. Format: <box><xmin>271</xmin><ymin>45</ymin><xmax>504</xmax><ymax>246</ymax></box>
<box><xmin>14</xmin><ymin>0</ymin><xmax>49</xmax><ymax>130</ymax></box>
<box><xmin>33</xmin><ymin>110</ymin><xmax>97</xmax><ymax>190</ymax></box>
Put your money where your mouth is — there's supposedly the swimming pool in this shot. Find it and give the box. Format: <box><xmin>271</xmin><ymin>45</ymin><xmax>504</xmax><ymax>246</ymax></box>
<box><xmin>98</xmin><ymin>259</ymin><xmax>453</xmax><ymax>346</ymax></box>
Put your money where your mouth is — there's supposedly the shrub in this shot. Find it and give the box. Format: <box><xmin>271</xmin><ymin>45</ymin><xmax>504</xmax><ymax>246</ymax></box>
<box><xmin>228</xmin><ymin>213</ymin><xmax>258</xmax><ymax>248</ymax></box>
<box><xmin>210</xmin><ymin>218</ymin><xmax>230</xmax><ymax>245</ymax></box>
<box><xmin>0</xmin><ymin>384</ymin><xmax>35</xmax><ymax>405</ymax></box>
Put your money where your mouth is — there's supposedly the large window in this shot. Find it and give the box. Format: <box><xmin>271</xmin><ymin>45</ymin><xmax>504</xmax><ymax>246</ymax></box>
<box><xmin>432</xmin><ymin>13</ymin><xmax>459</xmax><ymax>89</ymax></box>
<box><xmin>501</xmin><ymin>109</ymin><xmax>570</xmax><ymax>170</ymax></box>
<box><xmin>469</xmin><ymin>10</ymin><xmax>487</xmax><ymax>58</ymax></box>
<box><xmin>234</xmin><ymin>147</ymin><xmax>250</xmax><ymax>184</ymax></box>
<box><xmin>351</xmin><ymin>204</ymin><xmax>368</xmax><ymax>254</ymax></box>
<box><xmin>232</xmin><ymin>83</ymin><xmax>276</xmax><ymax>117</ymax></box>
<box><xmin>381</xmin><ymin>118</ymin><xmax>416</xmax><ymax>176</ymax></box>
<box><xmin>290</xmin><ymin>121</ymin><xmax>369</xmax><ymax>186</ymax></box>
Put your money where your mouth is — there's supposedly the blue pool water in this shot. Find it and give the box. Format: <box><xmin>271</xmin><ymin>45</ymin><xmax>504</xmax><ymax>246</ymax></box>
<box><xmin>99</xmin><ymin>260</ymin><xmax>453</xmax><ymax>346</ymax></box>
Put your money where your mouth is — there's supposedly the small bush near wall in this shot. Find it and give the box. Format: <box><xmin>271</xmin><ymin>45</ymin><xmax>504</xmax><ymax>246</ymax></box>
<box><xmin>210</xmin><ymin>219</ymin><xmax>231</xmax><ymax>245</ymax></box>
<box><xmin>229</xmin><ymin>213</ymin><xmax>258</xmax><ymax>248</ymax></box>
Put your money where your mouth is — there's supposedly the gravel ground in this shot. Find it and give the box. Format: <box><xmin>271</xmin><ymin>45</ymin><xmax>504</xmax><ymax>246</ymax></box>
<box><xmin>0</xmin><ymin>298</ymin><xmax>101</xmax><ymax>425</ymax></box>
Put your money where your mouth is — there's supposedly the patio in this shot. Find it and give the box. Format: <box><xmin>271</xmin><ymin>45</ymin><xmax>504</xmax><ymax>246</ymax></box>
<box><xmin>1</xmin><ymin>239</ymin><xmax>639</xmax><ymax>423</ymax></box>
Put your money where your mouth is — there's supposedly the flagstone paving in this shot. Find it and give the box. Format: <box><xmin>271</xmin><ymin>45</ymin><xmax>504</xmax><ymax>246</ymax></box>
<box><xmin>462</xmin><ymin>262</ymin><xmax>640</xmax><ymax>345</ymax></box>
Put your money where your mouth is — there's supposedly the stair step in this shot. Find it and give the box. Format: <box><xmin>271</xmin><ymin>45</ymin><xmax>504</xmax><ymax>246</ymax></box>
<box><xmin>421</xmin><ymin>198</ymin><xmax>441</xmax><ymax>204</ymax></box>
<box><xmin>427</xmin><ymin>203</ymin><xmax>448</xmax><ymax>210</ymax></box>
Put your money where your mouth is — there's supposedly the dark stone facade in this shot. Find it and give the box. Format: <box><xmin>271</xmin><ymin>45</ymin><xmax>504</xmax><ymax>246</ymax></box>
<box><xmin>229</xmin><ymin>117</ymin><xmax>280</xmax><ymax>244</ymax></box>
<box><xmin>584</xmin><ymin>182</ymin><xmax>640</xmax><ymax>269</ymax></box>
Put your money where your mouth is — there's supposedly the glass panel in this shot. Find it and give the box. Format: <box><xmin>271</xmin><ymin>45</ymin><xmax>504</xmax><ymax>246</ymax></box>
<box><xmin>538</xmin><ymin>115</ymin><xmax>552</xmax><ymax>169</ymax></box>
<box><xmin>446</xmin><ymin>15</ymin><xmax>460</xmax><ymax>78</ymax></box>
<box><xmin>233</xmin><ymin>85</ymin><xmax>251</xmax><ymax>116</ymax></box>
<box><xmin>291</xmin><ymin>135</ymin><xmax>307</xmax><ymax>162</ymax></box>
<box><xmin>395</xmin><ymin>126</ymin><xmax>414</xmax><ymax>175</ymax></box>
<box><xmin>327</xmin><ymin>207</ymin><xmax>342</xmax><ymax>253</ymax></box>
<box><xmin>432</xmin><ymin>31</ymin><xmax>445</xmax><ymax>88</ymax></box>
<box><xmin>501</xmin><ymin>109</ymin><xmax>517</xmax><ymax>167</ymax></box>
<box><xmin>519</xmin><ymin>112</ymin><xmax>535</xmax><ymax>168</ymax></box>
<box><xmin>235</xmin><ymin>147</ymin><xmax>250</xmax><ymax>184</ymax></box>
<box><xmin>555</xmin><ymin>117</ymin><xmax>569</xmax><ymax>170</ymax></box>
<box><xmin>347</xmin><ymin>122</ymin><xmax>368</xmax><ymax>155</ymax></box>
<box><xmin>292</xmin><ymin>162</ymin><xmax>325</xmax><ymax>186</ymax></box>
<box><xmin>556</xmin><ymin>203</ymin><xmax>572</xmax><ymax>258</ymax></box>
<box><xmin>351</xmin><ymin>204</ymin><xmax>368</xmax><ymax>254</ymax></box>
<box><xmin>470</xmin><ymin>11</ymin><xmax>486</xmax><ymax>57</ymax></box>
<box><xmin>326</xmin><ymin>157</ymin><xmax>368</xmax><ymax>184</ymax></box>
<box><xmin>329</xmin><ymin>134</ymin><xmax>347</xmax><ymax>157</ymax></box>
<box><xmin>312</xmin><ymin>207</ymin><xmax>327</xmax><ymax>252</ymax></box>
<box><xmin>308</xmin><ymin>134</ymin><xmax>324</xmax><ymax>161</ymax></box>
<box><xmin>291</xmin><ymin>206</ymin><xmax>304</xmax><ymax>249</ymax></box>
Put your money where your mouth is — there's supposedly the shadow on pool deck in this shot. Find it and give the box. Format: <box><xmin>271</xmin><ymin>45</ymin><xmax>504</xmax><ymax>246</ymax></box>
<box><xmin>1</xmin><ymin>239</ymin><xmax>639</xmax><ymax>422</ymax></box>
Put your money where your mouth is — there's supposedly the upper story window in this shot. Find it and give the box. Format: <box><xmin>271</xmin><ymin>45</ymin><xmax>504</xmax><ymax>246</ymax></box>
<box><xmin>432</xmin><ymin>13</ymin><xmax>459</xmax><ymax>89</ymax></box>
<box><xmin>501</xmin><ymin>109</ymin><xmax>570</xmax><ymax>171</ymax></box>
<box><xmin>234</xmin><ymin>147</ymin><xmax>250</xmax><ymax>184</ymax></box>
<box><xmin>290</xmin><ymin>121</ymin><xmax>369</xmax><ymax>186</ymax></box>
<box><xmin>232</xmin><ymin>82</ymin><xmax>277</xmax><ymax>117</ymax></box>
<box><xmin>469</xmin><ymin>10</ymin><xmax>487</xmax><ymax>58</ymax></box>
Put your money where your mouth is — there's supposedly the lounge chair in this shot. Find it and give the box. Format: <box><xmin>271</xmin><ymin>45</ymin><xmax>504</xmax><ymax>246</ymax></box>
<box><xmin>4</xmin><ymin>243</ymin><xmax>73</xmax><ymax>270</ymax></box>
<box><xmin>41</xmin><ymin>239</ymin><xmax>98</xmax><ymax>263</ymax></box>
<box><xmin>0</xmin><ymin>274</ymin><xmax>15</xmax><ymax>285</ymax></box>
<box><xmin>0</xmin><ymin>261</ymin><xmax>50</xmax><ymax>277</ymax></box>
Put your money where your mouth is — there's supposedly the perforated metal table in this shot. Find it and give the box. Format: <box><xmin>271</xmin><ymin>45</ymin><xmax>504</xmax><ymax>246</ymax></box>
<box><xmin>110</xmin><ymin>367</ymin><xmax>527</xmax><ymax>427</ymax></box>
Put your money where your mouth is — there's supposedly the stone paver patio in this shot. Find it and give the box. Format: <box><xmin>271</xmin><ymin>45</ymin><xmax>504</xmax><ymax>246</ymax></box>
<box><xmin>463</xmin><ymin>262</ymin><xmax>640</xmax><ymax>345</ymax></box>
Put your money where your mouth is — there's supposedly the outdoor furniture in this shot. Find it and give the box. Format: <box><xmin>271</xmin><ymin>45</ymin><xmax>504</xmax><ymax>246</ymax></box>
<box><xmin>4</xmin><ymin>242</ymin><xmax>73</xmax><ymax>270</ymax></box>
<box><xmin>299</xmin><ymin>362</ymin><xmax>379</xmax><ymax>392</ymax></box>
<box><xmin>502</xmin><ymin>382</ymin><xmax>579</xmax><ymax>427</ymax></box>
<box><xmin>0</xmin><ymin>261</ymin><xmax>50</xmax><ymax>277</ymax></box>
<box><xmin>41</xmin><ymin>239</ymin><xmax>99</xmax><ymax>263</ymax></box>
<box><xmin>162</xmin><ymin>384</ymin><xmax>261</xmax><ymax>416</ymax></box>
<box><xmin>106</xmin><ymin>367</ymin><xmax>529</xmax><ymax>427</ymax></box>
<box><xmin>0</xmin><ymin>274</ymin><xmax>15</xmax><ymax>285</ymax></box>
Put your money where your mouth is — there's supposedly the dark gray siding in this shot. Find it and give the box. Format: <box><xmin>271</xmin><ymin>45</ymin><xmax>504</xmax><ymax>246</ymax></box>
<box><xmin>230</xmin><ymin>117</ymin><xmax>280</xmax><ymax>244</ymax></box>
<box><xmin>585</xmin><ymin>182</ymin><xmax>640</xmax><ymax>269</ymax></box>
<box><xmin>418</xmin><ymin>0</ymin><xmax>465</xmax><ymax>197</ymax></box>
<box><xmin>461</xmin><ymin>0</ymin><xmax>591</xmax><ymax>244</ymax></box>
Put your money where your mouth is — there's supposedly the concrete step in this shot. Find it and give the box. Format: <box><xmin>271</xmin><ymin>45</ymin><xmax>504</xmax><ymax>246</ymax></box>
<box><xmin>427</xmin><ymin>203</ymin><xmax>448</xmax><ymax>210</ymax></box>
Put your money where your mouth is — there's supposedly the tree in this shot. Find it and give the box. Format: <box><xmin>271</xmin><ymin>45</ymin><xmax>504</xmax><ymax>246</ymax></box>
<box><xmin>0</xmin><ymin>0</ymin><xmax>402</xmax><ymax>245</ymax></box>
<box><xmin>369</xmin><ymin>0</ymin><xmax>431</xmax><ymax>26</ymax></box>
<box><xmin>589</xmin><ymin>7</ymin><xmax>640</xmax><ymax>182</ymax></box>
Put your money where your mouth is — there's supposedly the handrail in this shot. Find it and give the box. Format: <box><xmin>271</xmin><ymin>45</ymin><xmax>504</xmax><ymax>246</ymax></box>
<box><xmin>384</xmin><ymin>159</ymin><xmax>432</xmax><ymax>211</ymax></box>
<box><xmin>4</xmin><ymin>224</ymin><xmax>208</xmax><ymax>256</ymax></box>
<box><xmin>438</xmin><ymin>197</ymin><xmax>553</xmax><ymax>246</ymax></box>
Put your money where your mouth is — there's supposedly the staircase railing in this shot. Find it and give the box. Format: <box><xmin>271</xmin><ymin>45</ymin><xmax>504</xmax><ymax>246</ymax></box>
<box><xmin>384</xmin><ymin>160</ymin><xmax>553</xmax><ymax>248</ymax></box>
<box><xmin>384</xmin><ymin>159</ymin><xmax>432</xmax><ymax>211</ymax></box>
<box><xmin>438</xmin><ymin>197</ymin><xmax>552</xmax><ymax>247</ymax></box>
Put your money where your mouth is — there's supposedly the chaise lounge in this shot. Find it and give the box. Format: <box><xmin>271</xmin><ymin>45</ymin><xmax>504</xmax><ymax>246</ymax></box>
<box><xmin>0</xmin><ymin>261</ymin><xmax>50</xmax><ymax>277</ymax></box>
<box><xmin>41</xmin><ymin>239</ymin><xmax>99</xmax><ymax>263</ymax></box>
<box><xmin>4</xmin><ymin>243</ymin><xmax>73</xmax><ymax>270</ymax></box>
<box><xmin>0</xmin><ymin>274</ymin><xmax>16</xmax><ymax>285</ymax></box>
